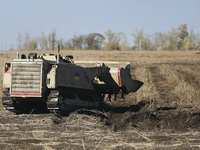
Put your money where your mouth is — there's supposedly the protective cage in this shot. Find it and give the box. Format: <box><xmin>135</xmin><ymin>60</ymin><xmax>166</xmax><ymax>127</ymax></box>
<box><xmin>10</xmin><ymin>62</ymin><xmax>42</xmax><ymax>96</ymax></box>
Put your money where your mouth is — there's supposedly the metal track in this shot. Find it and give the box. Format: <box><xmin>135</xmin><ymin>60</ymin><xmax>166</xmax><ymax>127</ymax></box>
<box><xmin>2</xmin><ymin>88</ymin><xmax>103</xmax><ymax>113</ymax></box>
<box><xmin>46</xmin><ymin>90</ymin><xmax>60</xmax><ymax>112</ymax></box>
<box><xmin>1</xmin><ymin>89</ymin><xmax>15</xmax><ymax>112</ymax></box>
<box><xmin>46</xmin><ymin>88</ymin><xmax>103</xmax><ymax>113</ymax></box>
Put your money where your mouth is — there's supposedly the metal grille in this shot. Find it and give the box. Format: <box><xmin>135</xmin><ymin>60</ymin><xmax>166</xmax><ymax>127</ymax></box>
<box><xmin>11</xmin><ymin>62</ymin><xmax>41</xmax><ymax>94</ymax></box>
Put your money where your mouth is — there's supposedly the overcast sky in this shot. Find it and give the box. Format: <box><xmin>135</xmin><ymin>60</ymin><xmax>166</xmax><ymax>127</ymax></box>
<box><xmin>0</xmin><ymin>0</ymin><xmax>199</xmax><ymax>50</ymax></box>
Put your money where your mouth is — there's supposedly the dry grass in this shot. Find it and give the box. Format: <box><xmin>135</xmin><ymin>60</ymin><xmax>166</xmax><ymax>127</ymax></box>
<box><xmin>1</xmin><ymin>50</ymin><xmax>200</xmax><ymax>149</ymax></box>
<box><xmin>0</xmin><ymin>110</ymin><xmax>200</xmax><ymax>149</ymax></box>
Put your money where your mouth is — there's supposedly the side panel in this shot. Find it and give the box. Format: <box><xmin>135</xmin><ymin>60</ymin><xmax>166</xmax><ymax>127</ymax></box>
<box><xmin>47</xmin><ymin>65</ymin><xmax>56</xmax><ymax>88</ymax></box>
<box><xmin>3</xmin><ymin>63</ymin><xmax>11</xmax><ymax>88</ymax></box>
<box><xmin>56</xmin><ymin>63</ymin><xmax>94</xmax><ymax>90</ymax></box>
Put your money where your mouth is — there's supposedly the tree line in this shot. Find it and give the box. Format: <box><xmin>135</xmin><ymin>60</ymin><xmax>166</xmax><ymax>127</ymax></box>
<box><xmin>15</xmin><ymin>24</ymin><xmax>200</xmax><ymax>51</ymax></box>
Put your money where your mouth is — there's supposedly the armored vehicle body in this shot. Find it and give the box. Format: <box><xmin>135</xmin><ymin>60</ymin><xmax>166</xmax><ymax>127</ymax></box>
<box><xmin>2</xmin><ymin>47</ymin><xmax>143</xmax><ymax>113</ymax></box>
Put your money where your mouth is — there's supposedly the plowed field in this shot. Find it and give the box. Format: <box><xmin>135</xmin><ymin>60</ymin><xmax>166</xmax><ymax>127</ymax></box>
<box><xmin>0</xmin><ymin>50</ymin><xmax>200</xmax><ymax>149</ymax></box>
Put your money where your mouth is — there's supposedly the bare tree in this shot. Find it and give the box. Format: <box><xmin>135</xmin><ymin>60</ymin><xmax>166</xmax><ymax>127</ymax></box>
<box><xmin>197</xmin><ymin>32</ymin><xmax>200</xmax><ymax>50</ymax></box>
<box><xmin>121</xmin><ymin>36</ymin><xmax>130</xmax><ymax>50</ymax></box>
<box><xmin>187</xmin><ymin>27</ymin><xmax>197</xmax><ymax>50</ymax></box>
<box><xmin>142</xmin><ymin>34</ymin><xmax>153</xmax><ymax>50</ymax></box>
<box><xmin>39</xmin><ymin>32</ymin><xmax>48</xmax><ymax>50</ymax></box>
<box><xmin>23</xmin><ymin>31</ymin><xmax>30</xmax><ymax>50</ymax></box>
<box><xmin>103</xmin><ymin>29</ymin><xmax>115</xmax><ymax>50</ymax></box>
<box><xmin>17</xmin><ymin>31</ymin><xmax>23</xmax><ymax>50</ymax></box>
<box><xmin>71</xmin><ymin>33</ymin><xmax>85</xmax><ymax>50</ymax></box>
<box><xmin>65</xmin><ymin>39</ymin><xmax>73</xmax><ymax>50</ymax></box>
<box><xmin>131</xmin><ymin>29</ymin><xmax>144</xmax><ymax>51</ymax></box>
<box><xmin>48</xmin><ymin>28</ymin><xmax>57</xmax><ymax>50</ymax></box>
<box><xmin>166</xmin><ymin>28</ymin><xmax>179</xmax><ymax>50</ymax></box>
<box><xmin>57</xmin><ymin>38</ymin><xmax>65</xmax><ymax>50</ymax></box>
<box><xmin>153</xmin><ymin>31</ymin><xmax>167</xmax><ymax>51</ymax></box>
<box><xmin>113</xmin><ymin>32</ymin><xmax>125</xmax><ymax>50</ymax></box>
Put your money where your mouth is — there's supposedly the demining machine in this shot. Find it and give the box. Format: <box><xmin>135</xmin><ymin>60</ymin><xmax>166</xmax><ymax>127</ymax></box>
<box><xmin>1</xmin><ymin>46</ymin><xmax>143</xmax><ymax>113</ymax></box>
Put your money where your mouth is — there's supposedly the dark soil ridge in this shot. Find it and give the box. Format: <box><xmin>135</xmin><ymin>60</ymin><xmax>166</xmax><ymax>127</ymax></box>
<box><xmin>5</xmin><ymin>100</ymin><xmax>200</xmax><ymax>132</ymax></box>
<box><xmin>74</xmin><ymin>101</ymin><xmax>200</xmax><ymax>132</ymax></box>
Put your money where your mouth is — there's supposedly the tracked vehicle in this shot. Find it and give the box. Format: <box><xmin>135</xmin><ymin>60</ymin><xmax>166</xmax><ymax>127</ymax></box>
<box><xmin>2</xmin><ymin>46</ymin><xmax>143</xmax><ymax>113</ymax></box>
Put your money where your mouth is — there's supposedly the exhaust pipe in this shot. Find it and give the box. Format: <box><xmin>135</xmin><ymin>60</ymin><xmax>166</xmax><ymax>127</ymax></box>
<box><xmin>57</xmin><ymin>45</ymin><xmax>60</xmax><ymax>64</ymax></box>
<box><xmin>16</xmin><ymin>52</ymin><xmax>19</xmax><ymax>59</ymax></box>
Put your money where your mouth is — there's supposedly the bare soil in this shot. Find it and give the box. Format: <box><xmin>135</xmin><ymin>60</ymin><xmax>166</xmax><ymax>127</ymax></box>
<box><xmin>0</xmin><ymin>50</ymin><xmax>200</xmax><ymax>149</ymax></box>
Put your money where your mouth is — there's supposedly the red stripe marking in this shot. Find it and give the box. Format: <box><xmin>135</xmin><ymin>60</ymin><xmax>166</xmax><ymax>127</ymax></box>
<box><xmin>6</xmin><ymin>70</ymin><xmax>11</xmax><ymax>73</ymax></box>
<box><xmin>10</xmin><ymin>92</ymin><xmax>41</xmax><ymax>95</ymax></box>
<box><xmin>118</xmin><ymin>67</ymin><xmax>121</xmax><ymax>87</ymax></box>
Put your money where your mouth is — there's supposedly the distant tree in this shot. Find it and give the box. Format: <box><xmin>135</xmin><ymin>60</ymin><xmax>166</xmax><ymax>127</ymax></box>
<box><xmin>132</xmin><ymin>29</ymin><xmax>153</xmax><ymax>50</ymax></box>
<box><xmin>131</xmin><ymin>29</ymin><xmax>144</xmax><ymax>50</ymax></box>
<box><xmin>103</xmin><ymin>30</ymin><xmax>125</xmax><ymax>50</ymax></box>
<box><xmin>187</xmin><ymin>28</ymin><xmax>197</xmax><ymax>50</ymax></box>
<box><xmin>113</xmin><ymin>32</ymin><xmax>125</xmax><ymax>50</ymax></box>
<box><xmin>85</xmin><ymin>33</ymin><xmax>105</xmax><ymax>50</ymax></box>
<box><xmin>121</xmin><ymin>37</ymin><xmax>130</xmax><ymax>50</ymax></box>
<box><xmin>56</xmin><ymin>38</ymin><xmax>65</xmax><ymax>50</ymax></box>
<box><xmin>110</xmin><ymin>42</ymin><xmax>120</xmax><ymax>50</ymax></box>
<box><xmin>23</xmin><ymin>31</ymin><xmax>30</xmax><ymax>50</ymax></box>
<box><xmin>142</xmin><ymin>34</ymin><xmax>153</xmax><ymax>50</ymax></box>
<box><xmin>9</xmin><ymin>43</ymin><xmax>15</xmax><ymax>51</ymax></box>
<box><xmin>197</xmin><ymin>32</ymin><xmax>200</xmax><ymax>50</ymax></box>
<box><xmin>166</xmin><ymin>28</ymin><xmax>179</xmax><ymax>50</ymax></box>
<box><xmin>178</xmin><ymin>24</ymin><xmax>188</xmax><ymax>40</ymax></box>
<box><xmin>71</xmin><ymin>33</ymin><xmax>85</xmax><ymax>50</ymax></box>
<box><xmin>131</xmin><ymin>45</ymin><xmax>137</xmax><ymax>50</ymax></box>
<box><xmin>48</xmin><ymin>28</ymin><xmax>57</xmax><ymax>50</ymax></box>
<box><xmin>39</xmin><ymin>32</ymin><xmax>48</xmax><ymax>50</ymax></box>
<box><xmin>178</xmin><ymin>24</ymin><xmax>188</xmax><ymax>50</ymax></box>
<box><xmin>17</xmin><ymin>31</ymin><xmax>23</xmax><ymax>50</ymax></box>
<box><xmin>30</xmin><ymin>39</ymin><xmax>37</xmax><ymax>50</ymax></box>
<box><xmin>13</xmin><ymin>26</ymin><xmax>200</xmax><ymax>52</ymax></box>
<box><xmin>65</xmin><ymin>39</ymin><xmax>73</xmax><ymax>50</ymax></box>
<box><xmin>103</xmin><ymin>29</ymin><xmax>115</xmax><ymax>50</ymax></box>
<box><xmin>153</xmin><ymin>31</ymin><xmax>167</xmax><ymax>51</ymax></box>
